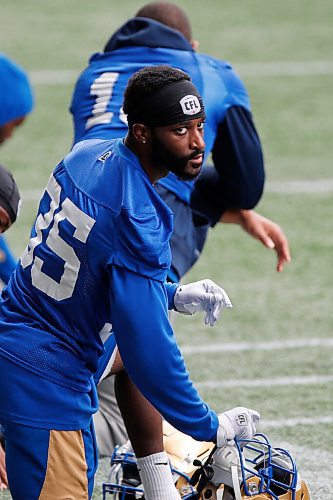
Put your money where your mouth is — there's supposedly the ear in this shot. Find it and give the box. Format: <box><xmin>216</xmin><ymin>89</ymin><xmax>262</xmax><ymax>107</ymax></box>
<box><xmin>191</xmin><ymin>39</ymin><xmax>199</xmax><ymax>51</ymax></box>
<box><xmin>132</xmin><ymin>123</ymin><xmax>150</xmax><ymax>144</ymax></box>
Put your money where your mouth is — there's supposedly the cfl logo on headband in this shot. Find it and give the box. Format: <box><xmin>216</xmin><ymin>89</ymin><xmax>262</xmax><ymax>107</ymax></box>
<box><xmin>180</xmin><ymin>95</ymin><xmax>201</xmax><ymax>115</ymax></box>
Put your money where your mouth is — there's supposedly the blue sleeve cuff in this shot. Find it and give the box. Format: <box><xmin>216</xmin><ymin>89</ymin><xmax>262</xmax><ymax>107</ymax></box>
<box><xmin>164</xmin><ymin>281</ymin><xmax>179</xmax><ymax>310</ymax></box>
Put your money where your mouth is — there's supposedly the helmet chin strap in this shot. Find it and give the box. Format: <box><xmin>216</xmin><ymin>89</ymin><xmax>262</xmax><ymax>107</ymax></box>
<box><xmin>231</xmin><ymin>465</ymin><xmax>242</xmax><ymax>500</ymax></box>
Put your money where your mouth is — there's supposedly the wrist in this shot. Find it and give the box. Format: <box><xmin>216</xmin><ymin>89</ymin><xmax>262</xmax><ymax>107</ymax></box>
<box><xmin>238</xmin><ymin>209</ymin><xmax>254</xmax><ymax>228</ymax></box>
<box><xmin>217</xmin><ymin>413</ymin><xmax>235</xmax><ymax>447</ymax></box>
<box><xmin>173</xmin><ymin>285</ymin><xmax>194</xmax><ymax>315</ymax></box>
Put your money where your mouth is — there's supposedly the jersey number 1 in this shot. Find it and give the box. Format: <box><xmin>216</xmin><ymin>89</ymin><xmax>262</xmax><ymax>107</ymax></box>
<box><xmin>86</xmin><ymin>72</ymin><xmax>127</xmax><ymax>130</ymax></box>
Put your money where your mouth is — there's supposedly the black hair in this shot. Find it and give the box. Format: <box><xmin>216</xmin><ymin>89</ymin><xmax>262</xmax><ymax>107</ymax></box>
<box><xmin>123</xmin><ymin>65</ymin><xmax>190</xmax><ymax>124</ymax></box>
<box><xmin>136</xmin><ymin>2</ymin><xmax>192</xmax><ymax>41</ymax></box>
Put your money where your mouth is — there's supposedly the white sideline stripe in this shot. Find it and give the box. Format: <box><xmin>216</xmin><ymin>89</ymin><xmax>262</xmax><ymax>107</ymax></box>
<box><xmin>31</xmin><ymin>69</ymin><xmax>78</xmax><ymax>85</ymax></box>
<box><xmin>20</xmin><ymin>179</ymin><xmax>333</xmax><ymax>203</ymax></box>
<box><xmin>234</xmin><ymin>60</ymin><xmax>333</xmax><ymax>77</ymax></box>
<box><xmin>196</xmin><ymin>374</ymin><xmax>333</xmax><ymax>389</ymax></box>
<box><xmin>29</xmin><ymin>60</ymin><xmax>333</xmax><ymax>85</ymax></box>
<box><xmin>259</xmin><ymin>415</ymin><xmax>333</xmax><ymax>429</ymax></box>
<box><xmin>181</xmin><ymin>337</ymin><xmax>333</xmax><ymax>355</ymax></box>
<box><xmin>266</xmin><ymin>178</ymin><xmax>333</xmax><ymax>194</ymax></box>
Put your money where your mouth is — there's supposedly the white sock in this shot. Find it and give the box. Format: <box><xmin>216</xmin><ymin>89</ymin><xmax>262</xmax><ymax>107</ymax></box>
<box><xmin>137</xmin><ymin>451</ymin><xmax>181</xmax><ymax>500</ymax></box>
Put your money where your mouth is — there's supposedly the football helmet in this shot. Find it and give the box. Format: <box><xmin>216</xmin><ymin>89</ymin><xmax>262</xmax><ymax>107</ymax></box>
<box><xmin>103</xmin><ymin>421</ymin><xmax>213</xmax><ymax>499</ymax></box>
<box><xmin>202</xmin><ymin>433</ymin><xmax>310</xmax><ymax>500</ymax></box>
<box><xmin>102</xmin><ymin>423</ymin><xmax>310</xmax><ymax>500</ymax></box>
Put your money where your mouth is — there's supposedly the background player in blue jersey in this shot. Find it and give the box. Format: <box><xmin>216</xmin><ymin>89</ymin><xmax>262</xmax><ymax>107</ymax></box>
<box><xmin>70</xmin><ymin>1</ymin><xmax>291</xmax><ymax>458</ymax></box>
<box><xmin>0</xmin><ymin>54</ymin><xmax>34</xmax><ymax>285</ymax></box>
<box><xmin>0</xmin><ymin>162</ymin><xmax>20</xmax><ymax>492</ymax></box>
<box><xmin>0</xmin><ymin>66</ymin><xmax>259</xmax><ymax>499</ymax></box>
<box><xmin>70</xmin><ymin>2</ymin><xmax>291</xmax><ymax>279</ymax></box>
<box><xmin>0</xmin><ymin>54</ymin><xmax>32</xmax><ymax>490</ymax></box>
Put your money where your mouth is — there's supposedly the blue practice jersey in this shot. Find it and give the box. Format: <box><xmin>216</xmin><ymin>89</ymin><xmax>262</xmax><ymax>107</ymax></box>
<box><xmin>70</xmin><ymin>18</ymin><xmax>258</xmax><ymax>205</ymax></box>
<box><xmin>0</xmin><ymin>138</ymin><xmax>218</xmax><ymax>440</ymax></box>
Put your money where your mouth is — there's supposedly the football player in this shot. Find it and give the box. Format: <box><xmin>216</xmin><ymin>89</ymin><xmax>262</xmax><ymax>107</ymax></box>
<box><xmin>0</xmin><ymin>164</ymin><xmax>21</xmax><ymax>491</ymax></box>
<box><xmin>0</xmin><ymin>54</ymin><xmax>29</xmax><ymax>488</ymax></box>
<box><xmin>69</xmin><ymin>1</ymin><xmax>291</xmax><ymax>459</ymax></box>
<box><xmin>0</xmin><ymin>66</ymin><xmax>260</xmax><ymax>499</ymax></box>
<box><xmin>70</xmin><ymin>2</ymin><xmax>290</xmax><ymax>280</ymax></box>
<box><xmin>0</xmin><ymin>53</ymin><xmax>34</xmax><ymax>285</ymax></box>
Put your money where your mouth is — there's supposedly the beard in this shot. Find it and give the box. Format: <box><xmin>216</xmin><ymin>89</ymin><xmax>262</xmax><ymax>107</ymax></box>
<box><xmin>150</xmin><ymin>131</ymin><xmax>204</xmax><ymax>181</ymax></box>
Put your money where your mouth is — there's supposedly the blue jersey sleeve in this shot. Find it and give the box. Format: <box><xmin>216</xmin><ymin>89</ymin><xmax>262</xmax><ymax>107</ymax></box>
<box><xmin>108</xmin><ymin>265</ymin><xmax>218</xmax><ymax>442</ymax></box>
<box><xmin>191</xmin><ymin>106</ymin><xmax>265</xmax><ymax>226</ymax></box>
<box><xmin>212</xmin><ymin>106</ymin><xmax>265</xmax><ymax>207</ymax></box>
<box><xmin>165</xmin><ymin>281</ymin><xmax>178</xmax><ymax>309</ymax></box>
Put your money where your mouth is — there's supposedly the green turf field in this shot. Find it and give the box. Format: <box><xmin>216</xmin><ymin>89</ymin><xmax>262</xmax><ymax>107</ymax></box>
<box><xmin>1</xmin><ymin>0</ymin><xmax>333</xmax><ymax>498</ymax></box>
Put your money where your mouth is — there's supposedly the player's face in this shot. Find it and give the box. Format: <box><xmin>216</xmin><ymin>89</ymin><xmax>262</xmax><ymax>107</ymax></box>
<box><xmin>150</xmin><ymin>117</ymin><xmax>205</xmax><ymax>181</ymax></box>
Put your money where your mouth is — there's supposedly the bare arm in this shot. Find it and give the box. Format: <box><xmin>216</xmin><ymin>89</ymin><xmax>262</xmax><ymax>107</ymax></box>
<box><xmin>0</xmin><ymin>443</ymin><xmax>8</xmax><ymax>491</ymax></box>
<box><xmin>220</xmin><ymin>209</ymin><xmax>291</xmax><ymax>272</ymax></box>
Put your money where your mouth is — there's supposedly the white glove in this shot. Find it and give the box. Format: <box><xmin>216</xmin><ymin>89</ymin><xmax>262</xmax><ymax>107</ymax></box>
<box><xmin>217</xmin><ymin>407</ymin><xmax>260</xmax><ymax>447</ymax></box>
<box><xmin>173</xmin><ymin>279</ymin><xmax>232</xmax><ymax>326</ymax></box>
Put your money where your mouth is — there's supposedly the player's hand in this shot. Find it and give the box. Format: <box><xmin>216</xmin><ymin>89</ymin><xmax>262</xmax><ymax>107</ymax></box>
<box><xmin>0</xmin><ymin>444</ymin><xmax>8</xmax><ymax>491</ymax></box>
<box><xmin>239</xmin><ymin>210</ymin><xmax>291</xmax><ymax>272</ymax></box>
<box><xmin>174</xmin><ymin>279</ymin><xmax>232</xmax><ymax>326</ymax></box>
<box><xmin>216</xmin><ymin>407</ymin><xmax>260</xmax><ymax>447</ymax></box>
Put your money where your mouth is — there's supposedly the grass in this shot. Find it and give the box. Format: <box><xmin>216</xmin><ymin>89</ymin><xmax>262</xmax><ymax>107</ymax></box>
<box><xmin>1</xmin><ymin>0</ymin><xmax>332</xmax><ymax>498</ymax></box>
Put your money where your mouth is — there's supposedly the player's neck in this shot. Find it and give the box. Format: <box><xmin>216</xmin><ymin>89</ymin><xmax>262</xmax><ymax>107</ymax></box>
<box><xmin>124</xmin><ymin>136</ymin><xmax>168</xmax><ymax>184</ymax></box>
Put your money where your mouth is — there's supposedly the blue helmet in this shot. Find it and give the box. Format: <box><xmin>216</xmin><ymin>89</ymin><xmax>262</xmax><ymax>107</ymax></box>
<box><xmin>102</xmin><ymin>426</ymin><xmax>310</xmax><ymax>500</ymax></box>
<box><xmin>102</xmin><ymin>440</ymin><xmax>198</xmax><ymax>499</ymax></box>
